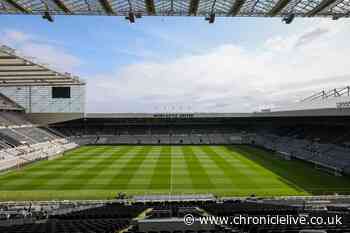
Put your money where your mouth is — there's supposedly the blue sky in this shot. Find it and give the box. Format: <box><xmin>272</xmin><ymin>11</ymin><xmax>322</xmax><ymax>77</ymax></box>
<box><xmin>0</xmin><ymin>15</ymin><xmax>349</xmax><ymax>112</ymax></box>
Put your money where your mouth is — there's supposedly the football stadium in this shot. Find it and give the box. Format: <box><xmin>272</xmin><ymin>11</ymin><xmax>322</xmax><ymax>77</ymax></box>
<box><xmin>1</xmin><ymin>1</ymin><xmax>350</xmax><ymax>232</ymax></box>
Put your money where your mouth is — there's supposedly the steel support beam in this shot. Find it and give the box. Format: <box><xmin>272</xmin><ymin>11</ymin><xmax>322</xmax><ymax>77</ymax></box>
<box><xmin>228</xmin><ymin>0</ymin><xmax>245</xmax><ymax>16</ymax></box>
<box><xmin>268</xmin><ymin>0</ymin><xmax>292</xmax><ymax>16</ymax></box>
<box><xmin>189</xmin><ymin>0</ymin><xmax>200</xmax><ymax>15</ymax></box>
<box><xmin>3</xmin><ymin>0</ymin><xmax>30</xmax><ymax>13</ymax></box>
<box><xmin>0</xmin><ymin>82</ymin><xmax>83</xmax><ymax>86</ymax></box>
<box><xmin>0</xmin><ymin>69</ymin><xmax>49</xmax><ymax>73</ymax></box>
<box><xmin>0</xmin><ymin>64</ymin><xmax>35</xmax><ymax>67</ymax></box>
<box><xmin>98</xmin><ymin>0</ymin><xmax>114</xmax><ymax>15</ymax></box>
<box><xmin>52</xmin><ymin>0</ymin><xmax>71</xmax><ymax>13</ymax></box>
<box><xmin>0</xmin><ymin>76</ymin><xmax>71</xmax><ymax>79</ymax></box>
<box><xmin>145</xmin><ymin>0</ymin><xmax>155</xmax><ymax>15</ymax></box>
<box><xmin>307</xmin><ymin>0</ymin><xmax>337</xmax><ymax>16</ymax></box>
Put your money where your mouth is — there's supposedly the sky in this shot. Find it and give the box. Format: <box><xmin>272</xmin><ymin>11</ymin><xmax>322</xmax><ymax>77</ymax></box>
<box><xmin>0</xmin><ymin>15</ymin><xmax>349</xmax><ymax>113</ymax></box>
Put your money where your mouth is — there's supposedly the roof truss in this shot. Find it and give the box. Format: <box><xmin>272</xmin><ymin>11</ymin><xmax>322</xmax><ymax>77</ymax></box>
<box><xmin>0</xmin><ymin>0</ymin><xmax>348</xmax><ymax>17</ymax></box>
<box><xmin>52</xmin><ymin>0</ymin><xmax>71</xmax><ymax>13</ymax></box>
<box><xmin>98</xmin><ymin>0</ymin><xmax>114</xmax><ymax>14</ymax></box>
<box><xmin>2</xmin><ymin>0</ymin><xmax>30</xmax><ymax>13</ymax></box>
<box><xmin>0</xmin><ymin>45</ymin><xmax>84</xmax><ymax>86</ymax></box>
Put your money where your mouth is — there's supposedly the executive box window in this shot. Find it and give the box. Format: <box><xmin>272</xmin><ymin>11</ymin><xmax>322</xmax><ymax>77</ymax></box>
<box><xmin>52</xmin><ymin>87</ymin><xmax>71</xmax><ymax>98</ymax></box>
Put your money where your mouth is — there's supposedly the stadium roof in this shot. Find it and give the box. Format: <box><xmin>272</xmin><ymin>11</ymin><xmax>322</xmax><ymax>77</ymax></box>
<box><xmin>0</xmin><ymin>45</ymin><xmax>85</xmax><ymax>86</ymax></box>
<box><xmin>84</xmin><ymin>108</ymin><xmax>350</xmax><ymax>118</ymax></box>
<box><xmin>301</xmin><ymin>86</ymin><xmax>350</xmax><ymax>102</ymax></box>
<box><xmin>0</xmin><ymin>0</ymin><xmax>349</xmax><ymax>19</ymax></box>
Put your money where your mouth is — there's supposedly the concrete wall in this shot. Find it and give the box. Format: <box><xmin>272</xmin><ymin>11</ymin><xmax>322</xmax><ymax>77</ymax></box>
<box><xmin>0</xmin><ymin>85</ymin><xmax>85</xmax><ymax>113</ymax></box>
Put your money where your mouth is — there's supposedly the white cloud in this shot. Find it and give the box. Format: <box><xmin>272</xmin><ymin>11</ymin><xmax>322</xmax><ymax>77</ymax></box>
<box><xmin>0</xmin><ymin>29</ymin><xmax>82</xmax><ymax>73</ymax></box>
<box><xmin>2</xmin><ymin>20</ymin><xmax>349</xmax><ymax>113</ymax></box>
<box><xmin>87</xmin><ymin>19</ymin><xmax>350</xmax><ymax>113</ymax></box>
<box><xmin>18</xmin><ymin>43</ymin><xmax>81</xmax><ymax>73</ymax></box>
<box><xmin>0</xmin><ymin>30</ymin><xmax>31</xmax><ymax>44</ymax></box>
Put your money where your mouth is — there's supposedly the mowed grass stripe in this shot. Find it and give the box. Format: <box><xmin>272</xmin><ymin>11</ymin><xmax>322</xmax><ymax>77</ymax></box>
<box><xmin>84</xmin><ymin>146</ymin><xmax>136</xmax><ymax>189</ymax></box>
<box><xmin>17</xmin><ymin>147</ymin><xmax>130</xmax><ymax>191</ymax></box>
<box><xmin>126</xmin><ymin>146</ymin><xmax>160</xmax><ymax>190</ymax></box>
<box><xmin>232</xmin><ymin>145</ymin><xmax>350</xmax><ymax>194</ymax></box>
<box><xmin>106</xmin><ymin>146</ymin><xmax>142</xmax><ymax>189</ymax></box>
<box><xmin>200</xmin><ymin>146</ymin><xmax>247</xmax><ymax>187</ymax></box>
<box><xmin>62</xmin><ymin>145</ymin><xmax>96</xmax><ymax>155</ymax></box>
<box><xmin>26</xmin><ymin>147</ymin><xmax>109</xmax><ymax>171</ymax></box>
<box><xmin>1</xmin><ymin>145</ymin><xmax>350</xmax><ymax>201</ymax></box>
<box><xmin>149</xmin><ymin>146</ymin><xmax>171</xmax><ymax>191</ymax></box>
<box><xmin>35</xmin><ymin>147</ymin><xmax>114</xmax><ymax>190</ymax></box>
<box><xmin>107</xmin><ymin>146</ymin><xmax>152</xmax><ymax>190</ymax></box>
<box><xmin>82</xmin><ymin>146</ymin><xmax>135</xmax><ymax>188</ymax></box>
<box><xmin>0</xmin><ymin>146</ymin><xmax>105</xmax><ymax>190</ymax></box>
<box><xmin>205</xmin><ymin>146</ymin><xmax>266</xmax><ymax>186</ymax></box>
<box><xmin>171</xmin><ymin>146</ymin><xmax>193</xmax><ymax>192</ymax></box>
<box><xmin>224</xmin><ymin>146</ymin><xmax>306</xmax><ymax>192</ymax></box>
<box><xmin>192</xmin><ymin>146</ymin><xmax>232</xmax><ymax>186</ymax></box>
<box><xmin>182</xmin><ymin>146</ymin><xmax>214</xmax><ymax>190</ymax></box>
<box><xmin>200</xmin><ymin>146</ymin><xmax>293</xmax><ymax>196</ymax></box>
<box><xmin>58</xmin><ymin>147</ymin><xmax>125</xmax><ymax>190</ymax></box>
<box><xmin>218</xmin><ymin>146</ymin><xmax>304</xmax><ymax>195</ymax></box>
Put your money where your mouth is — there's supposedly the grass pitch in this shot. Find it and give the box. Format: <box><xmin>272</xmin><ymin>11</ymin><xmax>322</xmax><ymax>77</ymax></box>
<box><xmin>0</xmin><ymin>145</ymin><xmax>350</xmax><ymax>201</ymax></box>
